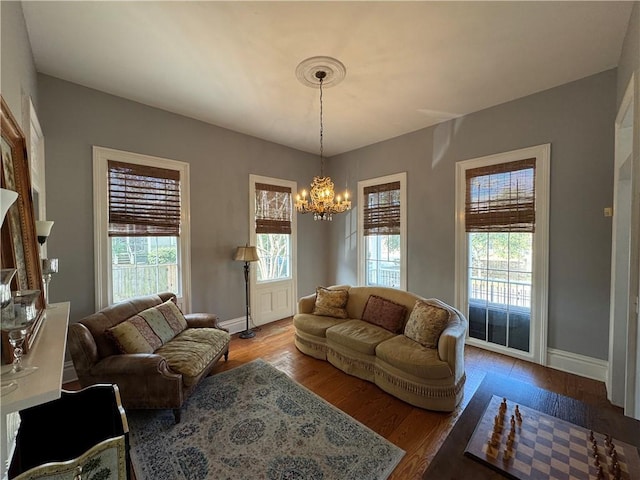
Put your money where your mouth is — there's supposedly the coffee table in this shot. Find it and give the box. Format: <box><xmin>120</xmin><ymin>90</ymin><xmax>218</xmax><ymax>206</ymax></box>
<box><xmin>423</xmin><ymin>373</ymin><xmax>640</xmax><ymax>479</ymax></box>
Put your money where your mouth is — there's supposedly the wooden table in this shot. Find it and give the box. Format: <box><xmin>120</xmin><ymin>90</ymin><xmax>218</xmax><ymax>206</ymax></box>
<box><xmin>423</xmin><ymin>372</ymin><xmax>640</xmax><ymax>479</ymax></box>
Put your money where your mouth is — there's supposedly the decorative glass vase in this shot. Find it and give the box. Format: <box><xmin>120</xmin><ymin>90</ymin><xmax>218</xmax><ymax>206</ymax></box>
<box><xmin>0</xmin><ymin>268</ymin><xmax>17</xmax><ymax>322</ymax></box>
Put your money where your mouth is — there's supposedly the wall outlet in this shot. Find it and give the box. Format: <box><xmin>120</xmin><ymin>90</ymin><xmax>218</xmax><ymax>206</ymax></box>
<box><xmin>604</xmin><ymin>207</ymin><xmax>613</xmax><ymax>217</ymax></box>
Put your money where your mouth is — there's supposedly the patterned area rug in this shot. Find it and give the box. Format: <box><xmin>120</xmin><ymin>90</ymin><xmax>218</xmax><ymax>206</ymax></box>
<box><xmin>127</xmin><ymin>358</ymin><xmax>405</xmax><ymax>480</ymax></box>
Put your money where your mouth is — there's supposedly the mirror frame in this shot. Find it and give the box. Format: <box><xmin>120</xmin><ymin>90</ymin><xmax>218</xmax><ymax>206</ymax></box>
<box><xmin>1</xmin><ymin>96</ymin><xmax>44</xmax><ymax>310</ymax></box>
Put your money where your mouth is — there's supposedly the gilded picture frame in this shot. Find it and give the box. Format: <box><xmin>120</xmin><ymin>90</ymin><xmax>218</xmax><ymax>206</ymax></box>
<box><xmin>1</xmin><ymin>96</ymin><xmax>44</xmax><ymax>310</ymax></box>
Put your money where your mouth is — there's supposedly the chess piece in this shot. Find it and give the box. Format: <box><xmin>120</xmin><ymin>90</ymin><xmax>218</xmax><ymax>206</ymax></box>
<box><xmin>597</xmin><ymin>465</ymin><xmax>604</xmax><ymax>479</ymax></box>
<box><xmin>590</xmin><ymin>430</ymin><xmax>595</xmax><ymax>442</ymax></box>
<box><xmin>510</xmin><ymin>415</ymin><xmax>516</xmax><ymax>427</ymax></box>
<box><xmin>503</xmin><ymin>448</ymin><xmax>511</xmax><ymax>461</ymax></box>
<box><xmin>514</xmin><ymin>405</ymin><xmax>522</xmax><ymax>423</ymax></box>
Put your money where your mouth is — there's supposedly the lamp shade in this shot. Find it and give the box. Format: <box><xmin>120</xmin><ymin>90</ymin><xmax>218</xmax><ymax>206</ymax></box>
<box><xmin>234</xmin><ymin>246</ymin><xmax>259</xmax><ymax>262</ymax></box>
<box><xmin>36</xmin><ymin>220</ymin><xmax>54</xmax><ymax>238</ymax></box>
<box><xmin>0</xmin><ymin>188</ymin><xmax>18</xmax><ymax>226</ymax></box>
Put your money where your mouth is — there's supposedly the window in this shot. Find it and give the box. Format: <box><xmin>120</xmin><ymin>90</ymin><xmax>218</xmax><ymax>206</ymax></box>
<box><xmin>358</xmin><ymin>172</ymin><xmax>407</xmax><ymax>290</ymax></box>
<box><xmin>455</xmin><ymin>145</ymin><xmax>550</xmax><ymax>364</ymax></box>
<box><xmin>93</xmin><ymin>147</ymin><xmax>191</xmax><ymax>311</ymax></box>
<box><xmin>254</xmin><ymin>181</ymin><xmax>292</xmax><ymax>282</ymax></box>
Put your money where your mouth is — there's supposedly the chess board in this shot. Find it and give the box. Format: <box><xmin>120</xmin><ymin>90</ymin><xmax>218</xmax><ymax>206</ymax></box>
<box><xmin>464</xmin><ymin>395</ymin><xmax>640</xmax><ymax>480</ymax></box>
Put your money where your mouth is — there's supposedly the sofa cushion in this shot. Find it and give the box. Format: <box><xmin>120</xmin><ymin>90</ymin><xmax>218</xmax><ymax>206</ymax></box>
<box><xmin>326</xmin><ymin>319</ymin><xmax>396</xmax><ymax>356</ymax></box>
<box><xmin>312</xmin><ymin>287</ymin><xmax>349</xmax><ymax>319</ymax></box>
<box><xmin>293</xmin><ymin>313</ymin><xmax>345</xmax><ymax>338</ymax></box>
<box><xmin>107</xmin><ymin>299</ymin><xmax>188</xmax><ymax>354</ymax></box>
<box><xmin>404</xmin><ymin>299</ymin><xmax>453</xmax><ymax>348</ymax></box>
<box><xmin>155</xmin><ymin>328</ymin><xmax>231</xmax><ymax>387</ymax></box>
<box><xmin>375</xmin><ymin>335</ymin><xmax>452</xmax><ymax>380</ymax></box>
<box><xmin>361</xmin><ymin>295</ymin><xmax>407</xmax><ymax>333</ymax></box>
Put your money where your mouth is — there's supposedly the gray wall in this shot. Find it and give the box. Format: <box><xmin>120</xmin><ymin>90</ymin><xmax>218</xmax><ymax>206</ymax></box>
<box><xmin>38</xmin><ymin>74</ymin><xmax>327</xmax><ymax>324</ymax></box>
<box><xmin>1</xmin><ymin>0</ymin><xmax>38</xmax><ymax>128</ymax></box>
<box><xmin>328</xmin><ymin>70</ymin><xmax>617</xmax><ymax>360</ymax></box>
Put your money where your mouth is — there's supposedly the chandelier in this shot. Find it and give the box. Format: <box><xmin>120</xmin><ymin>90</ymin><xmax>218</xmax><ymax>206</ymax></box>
<box><xmin>295</xmin><ymin>57</ymin><xmax>351</xmax><ymax>221</ymax></box>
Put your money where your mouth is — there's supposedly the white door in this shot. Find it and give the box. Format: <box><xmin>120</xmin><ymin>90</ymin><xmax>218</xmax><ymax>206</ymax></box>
<box><xmin>249</xmin><ymin>175</ymin><xmax>297</xmax><ymax>325</ymax></box>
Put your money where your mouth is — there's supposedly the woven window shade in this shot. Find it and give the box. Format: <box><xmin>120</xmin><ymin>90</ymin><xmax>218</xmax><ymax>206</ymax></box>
<box><xmin>465</xmin><ymin>158</ymin><xmax>536</xmax><ymax>233</ymax></box>
<box><xmin>108</xmin><ymin>160</ymin><xmax>181</xmax><ymax>237</ymax></box>
<box><xmin>255</xmin><ymin>183</ymin><xmax>292</xmax><ymax>234</ymax></box>
<box><xmin>363</xmin><ymin>181</ymin><xmax>401</xmax><ymax>236</ymax></box>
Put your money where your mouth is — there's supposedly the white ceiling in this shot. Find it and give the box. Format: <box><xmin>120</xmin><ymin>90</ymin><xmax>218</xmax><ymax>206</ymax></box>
<box><xmin>22</xmin><ymin>1</ymin><xmax>633</xmax><ymax>156</ymax></box>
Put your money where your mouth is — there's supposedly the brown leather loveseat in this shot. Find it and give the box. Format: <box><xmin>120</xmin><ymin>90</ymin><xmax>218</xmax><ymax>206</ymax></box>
<box><xmin>67</xmin><ymin>292</ymin><xmax>230</xmax><ymax>423</ymax></box>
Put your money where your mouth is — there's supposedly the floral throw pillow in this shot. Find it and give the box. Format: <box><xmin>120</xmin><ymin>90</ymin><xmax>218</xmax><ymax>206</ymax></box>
<box><xmin>361</xmin><ymin>295</ymin><xmax>407</xmax><ymax>333</ymax></box>
<box><xmin>312</xmin><ymin>287</ymin><xmax>349</xmax><ymax>319</ymax></box>
<box><xmin>404</xmin><ymin>299</ymin><xmax>452</xmax><ymax>348</ymax></box>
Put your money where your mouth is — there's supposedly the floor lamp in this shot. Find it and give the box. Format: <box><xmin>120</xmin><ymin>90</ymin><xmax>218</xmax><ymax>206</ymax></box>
<box><xmin>234</xmin><ymin>245</ymin><xmax>259</xmax><ymax>339</ymax></box>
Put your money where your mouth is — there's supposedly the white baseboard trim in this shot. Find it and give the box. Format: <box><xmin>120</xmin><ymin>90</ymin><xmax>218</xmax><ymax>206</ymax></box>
<box><xmin>546</xmin><ymin>348</ymin><xmax>608</xmax><ymax>383</ymax></box>
<box><xmin>220</xmin><ymin>317</ymin><xmax>249</xmax><ymax>335</ymax></box>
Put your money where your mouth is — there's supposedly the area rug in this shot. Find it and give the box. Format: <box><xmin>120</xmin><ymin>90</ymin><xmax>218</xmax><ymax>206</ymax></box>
<box><xmin>127</xmin><ymin>358</ymin><xmax>405</xmax><ymax>480</ymax></box>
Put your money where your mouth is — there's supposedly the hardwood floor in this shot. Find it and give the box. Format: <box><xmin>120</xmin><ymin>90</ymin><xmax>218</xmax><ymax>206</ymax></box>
<box><xmin>63</xmin><ymin>317</ymin><xmax>622</xmax><ymax>480</ymax></box>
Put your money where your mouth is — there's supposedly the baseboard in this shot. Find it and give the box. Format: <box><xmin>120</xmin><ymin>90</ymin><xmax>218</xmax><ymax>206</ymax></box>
<box><xmin>219</xmin><ymin>316</ymin><xmax>249</xmax><ymax>335</ymax></box>
<box><xmin>546</xmin><ymin>348</ymin><xmax>608</xmax><ymax>383</ymax></box>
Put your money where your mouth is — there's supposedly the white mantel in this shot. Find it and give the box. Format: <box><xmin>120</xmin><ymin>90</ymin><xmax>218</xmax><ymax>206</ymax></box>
<box><xmin>0</xmin><ymin>302</ymin><xmax>70</xmax><ymax>479</ymax></box>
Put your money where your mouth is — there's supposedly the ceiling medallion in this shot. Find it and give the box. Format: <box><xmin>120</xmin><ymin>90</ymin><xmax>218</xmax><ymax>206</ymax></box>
<box><xmin>295</xmin><ymin>56</ymin><xmax>346</xmax><ymax>89</ymax></box>
<box><xmin>294</xmin><ymin>57</ymin><xmax>350</xmax><ymax>221</ymax></box>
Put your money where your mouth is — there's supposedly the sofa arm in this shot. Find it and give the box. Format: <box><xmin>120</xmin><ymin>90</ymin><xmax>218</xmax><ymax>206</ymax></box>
<box><xmin>438</xmin><ymin>322</ymin><xmax>467</xmax><ymax>381</ymax></box>
<box><xmin>185</xmin><ymin>313</ymin><xmax>227</xmax><ymax>331</ymax></box>
<box><xmin>85</xmin><ymin>354</ymin><xmax>183</xmax><ymax>409</ymax></box>
<box><xmin>67</xmin><ymin>322</ymin><xmax>100</xmax><ymax>376</ymax></box>
<box><xmin>298</xmin><ymin>294</ymin><xmax>316</xmax><ymax>314</ymax></box>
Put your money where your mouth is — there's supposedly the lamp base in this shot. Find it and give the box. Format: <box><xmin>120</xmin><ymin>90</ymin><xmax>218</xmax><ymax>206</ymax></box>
<box><xmin>239</xmin><ymin>329</ymin><xmax>255</xmax><ymax>339</ymax></box>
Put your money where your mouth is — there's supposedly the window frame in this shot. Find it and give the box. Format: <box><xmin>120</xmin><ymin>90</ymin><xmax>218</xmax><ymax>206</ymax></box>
<box><xmin>455</xmin><ymin>144</ymin><xmax>550</xmax><ymax>364</ymax></box>
<box><xmin>93</xmin><ymin>146</ymin><xmax>192</xmax><ymax>312</ymax></box>
<box><xmin>249</xmin><ymin>174</ymin><xmax>297</xmax><ymax>286</ymax></box>
<box><xmin>357</xmin><ymin>172</ymin><xmax>407</xmax><ymax>290</ymax></box>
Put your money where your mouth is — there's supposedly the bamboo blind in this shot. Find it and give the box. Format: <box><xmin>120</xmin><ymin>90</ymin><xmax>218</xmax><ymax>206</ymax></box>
<box><xmin>108</xmin><ymin>160</ymin><xmax>181</xmax><ymax>237</ymax></box>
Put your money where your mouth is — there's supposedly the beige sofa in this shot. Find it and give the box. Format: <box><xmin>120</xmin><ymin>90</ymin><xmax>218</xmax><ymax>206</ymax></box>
<box><xmin>293</xmin><ymin>285</ymin><xmax>467</xmax><ymax>411</ymax></box>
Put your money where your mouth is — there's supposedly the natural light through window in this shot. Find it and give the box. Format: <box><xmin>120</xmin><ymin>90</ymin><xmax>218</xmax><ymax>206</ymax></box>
<box><xmin>468</xmin><ymin>232</ymin><xmax>532</xmax><ymax>351</ymax></box>
<box><xmin>256</xmin><ymin>234</ymin><xmax>290</xmax><ymax>282</ymax></box>
<box><xmin>111</xmin><ymin>236</ymin><xmax>179</xmax><ymax>303</ymax></box>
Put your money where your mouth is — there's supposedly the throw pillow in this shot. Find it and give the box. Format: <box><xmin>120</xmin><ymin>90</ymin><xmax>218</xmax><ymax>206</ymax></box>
<box><xmin>107</xmin><ymin>316</ymin><xmax>163</xmax><ymax>354</ymax></box>
<box><xmin>312</xmin><ymin>287</ymin><xmax>349</xmax><ymax>319</ymax></box>
<box><xmin>142</xmin><ymin>300</ymin><xmax>188</xmax><ymax>341</ymax></box>
<box><xmin>107</xmin><ymin>300</ymin><xmax>188</xmax><ymax>354</ymax></box>
<box><xmin>361</xmin><ymin>295</ymin><xmax>407</xmax><ymax>333</ymax></box>
<box><xmin>404</xmin><ymin>299</ymin><xmax>452</xmax><ymax>348</ymax></box>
